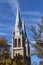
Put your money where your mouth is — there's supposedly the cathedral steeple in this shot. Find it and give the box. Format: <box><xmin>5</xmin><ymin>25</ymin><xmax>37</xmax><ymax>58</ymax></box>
<box><xmin>15</xmin><ymin>7</ymin><xmax>22</xmax><ymax>27</ymax></box>
<box><xmin>12</xmin><ymin>8</ymin><xmax>31</xmax><ymax>64</ymax></box>
<box><xmin>14</xmin><ymin>7</ymin><xmax>22</xmax><ymax>36</ymax></box>
<box><xmin>15</xmin><ymin>7</ymin><xmax>22</xmax><ymax>33</ymax></box>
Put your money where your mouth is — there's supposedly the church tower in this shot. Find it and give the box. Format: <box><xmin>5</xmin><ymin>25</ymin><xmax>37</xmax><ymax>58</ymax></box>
<box><xmin>12</xmin><ymin>8</ymin><xmax>30</xmax><ymax>59</ymax></box>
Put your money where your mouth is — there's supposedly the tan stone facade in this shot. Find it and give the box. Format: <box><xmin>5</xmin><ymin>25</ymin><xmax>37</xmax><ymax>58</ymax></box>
<box><xmin>12</xmin><ymin>8</ymin><xmax>30</xmax><ymax>59</ymax></box>
<box><xmin>12</xmin><ymin>35</ymin><xmax>26</xmax><ymax>58</ymax></box>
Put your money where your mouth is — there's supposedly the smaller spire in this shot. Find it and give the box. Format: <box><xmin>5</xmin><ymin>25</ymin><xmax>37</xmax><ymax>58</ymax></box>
<box><xmin>22</xmin><ymin>20</ymin><xmax>27</xmax><ymax>37</ymax></box>
<box><xmin>22</xmin><ymin>20</ymin><xmax>25</xmax><ymax>32</ymax></box>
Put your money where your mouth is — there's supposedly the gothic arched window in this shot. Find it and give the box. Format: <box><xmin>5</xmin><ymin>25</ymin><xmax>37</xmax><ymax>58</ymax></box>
<box><xmin>15</xmin><ymin>39</ymin><xmax>17</xmax><ymax>47</ymax></box>
<box><xmin>18</xmin><ymin>39</ymin><xmax>21</xmax><ymax>47</ymax></box>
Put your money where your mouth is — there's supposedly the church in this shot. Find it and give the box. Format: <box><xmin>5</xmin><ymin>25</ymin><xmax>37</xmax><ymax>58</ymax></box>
<box><xmin>12</xmin><ymin>8</ymin><xmax>30</xmax><ymax>60</ymax></box>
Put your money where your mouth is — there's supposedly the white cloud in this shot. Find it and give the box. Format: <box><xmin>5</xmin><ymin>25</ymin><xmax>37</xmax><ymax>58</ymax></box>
<box><xmin>0</xmin><ymin>0</ymin><xmax>7</xmax><ymax>3</ymax></box>
<box><xmin>22</xmin><ymin>11</ymin><xmax>43</xmax><ymax>16</ymax></box>
<box><xmin>0</xmin><ymin>32</ymin><xmax>7</xmax><ymax>35</ymax></box>
<box><xmin>21</xmin><ymin>11</ymin><xmax>42</xmax><ymax>25</ymax></box>
<box><xmin>0</xmin><ymin>27</ymin><xmax>12</xmax><ymax>32</ymax></box>
<box><xmin>0</xmin><ymin>22</ymin><xmax>12</xmax><ymax>27</ymax></box>
<box><xmin>0</xmin><ymin>14</ymin><xmax>15</xmax><ymax>21</ymax></box>
<box><xmin>0</xmin><ymin>0</ymin><xmax>19</xmax><ymax>33</ymax></box>
<box><xmin>0</xmin><ymin>23</ymin><xmax>13</xmax><ymax>33</ymax></box>
<box><xmin>6</xmin><ymin>0</ymin><xmax>19</xmax><ymax>15</ymax></box>
<box><xmin>30</xmin><ymin>40</ymin><xmax>36</xmax><ymax>44</ymax></box>
<box><xmin>22</xmin><ymin>17</ymin><xmax>41</xmax><ymax>23</ymax></box>
<box><xmin>0</xmin><ymin>0</ymin><xmax>20</xmax><ymax>15</ymax></box>
<box><xmin>0</xmin><ymin>23</ymin><xmax>4</xmax><ymax>26</ymax></box>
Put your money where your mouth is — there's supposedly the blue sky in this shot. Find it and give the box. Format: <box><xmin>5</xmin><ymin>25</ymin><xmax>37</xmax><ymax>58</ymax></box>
<box><xmin>0</xmin><ymin>0</ymin><xmax>43</xmax><ymax>64</ymax></box>
<box><xmin>0</xmin><ymin>0</ymin><xmax>43</xmax><ymax>44</ymax></box>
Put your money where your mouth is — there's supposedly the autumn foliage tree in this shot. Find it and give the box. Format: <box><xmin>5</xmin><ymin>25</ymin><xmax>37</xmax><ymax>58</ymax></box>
<box><xmin>0</xmin><ymin>37</ymin><xmax>11</xmax><ymax>59</ymax></box>
<box><xmin>30</xmin><ymin>17</ymin><xmax>43</xmax><ymax>58</ymax></box>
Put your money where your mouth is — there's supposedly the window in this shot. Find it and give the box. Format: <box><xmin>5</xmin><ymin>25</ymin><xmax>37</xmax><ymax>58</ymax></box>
<box><xmin>15</xmin><ymin>39</ymin><xmax>17</xmax><ymax>47</ymax></box>
<box><xmin>18</xmin><ymin>39</ymin><xmax>21</xmax><ymax>47</ymax></box>
<box><xmin>18</xmin><ymin>53</ymin><xmax>20</xmax><ymax>56</ymax></box>
<box><xmin>16</xmin><ymin>53</ymin><xmax>17</xmax><ymax>56</ymax></box>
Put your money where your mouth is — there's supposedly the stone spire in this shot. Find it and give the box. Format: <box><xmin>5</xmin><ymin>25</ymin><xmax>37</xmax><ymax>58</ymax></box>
<box><xmin>15</xmin><ymin>7</ymin><xmax>22</xmax><ymax>32</ymax></box>
<box><xmin>22</xmin><ymin>20</ymin><xmax>27</xmax><ymax>38</ymax></box>
<box><xmin>22</xmin><ymin>21</ymin><xmax>26</xmax><ymax>32</ymax></box>
<box><xmin>14</xmin><ymin>7</ymin><xmax>22</xmax><ymax>37</ymax></box>
<box><xmin>15</xmin><ymin>7</ymin><xmax>22</xmax><ymax>27</ymax></box>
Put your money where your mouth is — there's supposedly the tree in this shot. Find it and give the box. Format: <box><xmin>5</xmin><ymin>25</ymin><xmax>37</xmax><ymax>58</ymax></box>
<box><xmin>30</xmin><ymin>17</ymin><xmax>43</xmax><ymax>58</ymax></box>
<box><xmin>39</xmin><ymin>61</ymin><xmax>43</xmax><ymax>65</ymax></box>
<box><xmin>0</xmin><ymin>37</ymin><xmax>11</xmax><ymax>59</ymax></box>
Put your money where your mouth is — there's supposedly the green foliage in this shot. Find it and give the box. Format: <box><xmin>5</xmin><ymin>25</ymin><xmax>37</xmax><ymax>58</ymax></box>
<box><xmin>0</xmin><ymin>56</ymin><xmax>30</xmax><ymax>65</ymax></box>
<box><xmin>5</xmin><ymin>58</ymin><xmax>12</xmax><ymax>65</ymax></box>
<box><xmin>12</xmin><ymin>61</ymin><xmax>17</xmax><ymax>65</ymax></box>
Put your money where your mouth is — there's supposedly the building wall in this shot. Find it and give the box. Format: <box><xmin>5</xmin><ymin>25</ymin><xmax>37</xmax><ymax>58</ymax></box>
<box><xmin>13</xmin><ymin>48</ymin><xmax>24</xmax><ymax>57</ymax></box>
<box><xmin>12</xmin><ymin>35</ymin><xmax>26</xmax><ymax>58</ymax></box>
